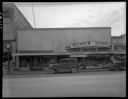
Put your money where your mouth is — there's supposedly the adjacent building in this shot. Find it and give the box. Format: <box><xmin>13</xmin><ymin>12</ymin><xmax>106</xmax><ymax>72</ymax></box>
<box><xmin>111</xmin><ymin>34</ymin><xmax>126</xmax><ymax>56</ymax></box>
<box><xmin>3</xmin><ymin>2</ymin><xmax>33</xmax><ymax>62</ymax></box>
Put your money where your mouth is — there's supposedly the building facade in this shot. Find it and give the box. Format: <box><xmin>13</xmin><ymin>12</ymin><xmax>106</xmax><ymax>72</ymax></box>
<box><xmin>3</xmin><ymin>2</ymin><xmax>126</xmax><ymax>72</ymax></box>
<box><xmin>111</xmin><ymin>34</ymin><xmax>126</xmax><ymax>56</ymax></box>
<box><xmin>3</xmin><ymin>2</ymin><xmax>33</xmax><ymax>62</ymax></box>
<box><xmin>13</xmin><ymin>27</ymin><xmax>112</xmax><ymax>71</ymax></box>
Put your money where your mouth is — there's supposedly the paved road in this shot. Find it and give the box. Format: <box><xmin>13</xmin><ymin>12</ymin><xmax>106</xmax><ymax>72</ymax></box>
<box><xmin>2</xmin><ymin>71</ymin><xmax>126</xmax><ymax>97</ymax></box>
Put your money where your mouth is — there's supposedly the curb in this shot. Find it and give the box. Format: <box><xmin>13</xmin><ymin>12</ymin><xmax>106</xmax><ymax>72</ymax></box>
<box><xmin>3</xmin><ymin>69</ymin><xmax>109</xmax><ymax>76</ymax></box>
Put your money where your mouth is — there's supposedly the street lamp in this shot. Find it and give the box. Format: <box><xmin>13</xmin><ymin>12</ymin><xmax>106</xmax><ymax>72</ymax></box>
<box><xmin>6</xmin><ymin>44</ymin><xmax>11</xmax><ymax>73</ymax></box>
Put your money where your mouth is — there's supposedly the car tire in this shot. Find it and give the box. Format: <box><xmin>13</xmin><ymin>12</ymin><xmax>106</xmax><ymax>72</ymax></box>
<box><xmin>109</xmin><ymin>63</ymin><xmax>114</xmax><ymax>71</ymax></box>
<box><xmin>109</xmin><ymin>68</ymin><xmax>111</xmax><ymax>71</ymax></box>
<box><xmin>71</xmin><ymin>67</ymin><xmax>78</xmax><ymax>73</ymax></box>
<box><xmin>48</xmin><ymin>68</ymin><xmax>55</xmax><ymax>74</ymax></box>
<box><xmin>114</xmin><ymin>67</ymin><xmax>119</xmax><ymax>71</ymax></box>
<box><xmin>109</xmin><ymin>66</ymin><xmax>114</xmax><ymax>71</ymax></box>
<box><xmin>108</xmin><ymin>66</ymin><xmax>112</xmax><ymax>71</ymax></box>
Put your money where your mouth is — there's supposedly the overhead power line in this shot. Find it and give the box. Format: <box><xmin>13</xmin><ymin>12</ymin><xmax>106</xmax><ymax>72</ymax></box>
<box><xmin>32</xmin><ymin>3</ymin><xmax>36</xmax><ymax>28</ymax></box>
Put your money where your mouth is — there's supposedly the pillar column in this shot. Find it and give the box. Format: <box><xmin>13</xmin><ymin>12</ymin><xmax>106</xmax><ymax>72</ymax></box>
<box><xmin>82</xmin><ymin>57</ymin><xmax>86</xmax><ymax>69</ymax></box>
<box><xmin>82</xmin><ymin>57</ymin><xmax>85</xmax><ymax>63</ymax></box>
<box><xmin>112</xmin><ymin>45</ymin><xmax>114</xmax><ymax>51</ymax></box>
<box><xmin>16</xmin><ymin>56</ymin><xmax>19</xmax><ymax>70</ymax></box>
<box><xmin>12</xmin><ymin>41</ymin><xmax>16</xmax><ymax>63</ymax></box>
<box><xmin>96</xmin><ymin>48</ymin><xmax>98</xmax><ymax>52</ymax></box>
<box><xmin>43</xmin><ymin>56</ymin><xmax>45</xmax><ymax>70</ymax></box>
<box><xmin>80</xmin><ymin>48</ymin><xmax>82</xmax><ymax>53</ymax></box>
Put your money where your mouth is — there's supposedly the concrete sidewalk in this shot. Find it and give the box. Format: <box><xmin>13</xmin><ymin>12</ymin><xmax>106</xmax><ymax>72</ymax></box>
<box><xmin>3</xmin><ymin>70</ymin><xmax>48</xmax><ymax>76</ymax></box>
<box><xmin>3</xmin><ymin>68</ymin><xmax>108</xmax><ymax>76</ymax></box>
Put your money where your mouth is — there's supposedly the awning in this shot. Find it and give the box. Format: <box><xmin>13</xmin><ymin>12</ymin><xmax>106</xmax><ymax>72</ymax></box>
<box><xmin>113</xmin><ymin>51</ymin><xmax>126</xmax><ymax>54</ymax></box>
<box><xmin>12</xmin><ymin>51</ymin><xmax>126</xmax><ymax>56</ymax></box>
<box><xmin>12</xmin><ymin>52</ymin><xmax>71</xmax><ymax>56</ymax></box>
<box><xmin>70</xmin><ymin>54</ymin><xmax>87</xmax><ymax>57</ymax></box>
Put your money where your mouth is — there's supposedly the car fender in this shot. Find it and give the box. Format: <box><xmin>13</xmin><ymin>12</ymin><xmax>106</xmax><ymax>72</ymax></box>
<box><xmin>48</xmin><ymin>66</ymin><xmax>58</xmax><ymax>71</ymax></box>
<box><xmin>70</xmin><ymin>65</ymin><xmax>78</xmax><ymax>69</ymax></box>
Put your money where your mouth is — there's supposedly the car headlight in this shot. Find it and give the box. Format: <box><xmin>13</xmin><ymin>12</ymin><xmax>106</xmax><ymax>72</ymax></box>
<box><xmin>50</xmin><ymin>64</ymin><xmax>53</xmax><ymax>67</ymax></box>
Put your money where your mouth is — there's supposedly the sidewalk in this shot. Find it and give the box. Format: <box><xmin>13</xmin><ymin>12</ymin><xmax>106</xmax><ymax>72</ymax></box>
<box><xmin>3</xmin><ymin>68</ymin><xmax>108</xmax><ymax>76</ymax></box>
<box><xmin>3</xmin><ymin>70</ymin><xmax>48</xmax><ymax>76</ymax></box>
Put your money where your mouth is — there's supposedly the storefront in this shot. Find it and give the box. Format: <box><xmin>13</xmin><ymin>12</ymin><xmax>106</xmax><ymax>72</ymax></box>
<box><xmin>3</xmin><ymin>52</ymin><xmax>12</xmax><ymax>62</ymax></box>
<box><xmin>13</xmin><ymin>52</ymin><xmax>70</xmax><ymax>71</ymax></box>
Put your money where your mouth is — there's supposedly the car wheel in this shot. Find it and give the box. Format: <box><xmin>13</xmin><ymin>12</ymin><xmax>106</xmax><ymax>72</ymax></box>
<box><xmin>109</xmin><ymin>68</ymin><xmax>111</xmax><ymax>71</ymax></box>
<box><xmin>108</xmin><ymin>66</ymin><xmax>112</xmax><ymax>71</ymax></box>
<box><xmin>48</xmin><ymin>68</ymin><xmax>54</xmax><ymax>74</ymax></box>
<box><xmin>109</xmin><ymin>66</ymin><xmax>114</xmax><ymax>71</ymax></box>
<box><xmin>114</xmin><ymin>67</ymin><xmax>119</xmax><ymax>71</ymax></box>
<box><xmin>71</xmin><ymin>67</ymin><xmax>78</xmax><ymax>73</ymax></box>
<box><xmin>109</xmin><ymin>63</ymin><xmax>114</xmax><ymax>71</ymax></box>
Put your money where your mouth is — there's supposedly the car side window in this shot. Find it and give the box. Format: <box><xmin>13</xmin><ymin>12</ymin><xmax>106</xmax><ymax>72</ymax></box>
<box><xmin>63</xmin><ymin>60</ymin><xmax>67</xmax><ymax>63</ymax></box>
<box><xmin>60</xmin><ymin>60</ymin><xmax>65</xmax><ymax>63</ymax></box>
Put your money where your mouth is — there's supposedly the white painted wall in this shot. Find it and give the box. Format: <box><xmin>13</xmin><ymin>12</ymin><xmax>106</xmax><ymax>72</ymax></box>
<box><xmin>17</xmin><ymin>27</ymin><xmax>111</xmax><ymax>52</ymax></box>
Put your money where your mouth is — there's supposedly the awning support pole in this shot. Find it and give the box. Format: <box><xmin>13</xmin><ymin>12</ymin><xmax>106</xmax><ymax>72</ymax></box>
<box><xmin>16</xmin><ymin>56</ymin><xmax>19</xmax><ymax>70</ymax></box>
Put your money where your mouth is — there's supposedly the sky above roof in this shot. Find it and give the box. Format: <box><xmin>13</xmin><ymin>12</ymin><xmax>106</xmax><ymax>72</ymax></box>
<box><xmin>15</xmin><ymin>2</ymin><xmax>126</xmax><ymax>36</ymax></box>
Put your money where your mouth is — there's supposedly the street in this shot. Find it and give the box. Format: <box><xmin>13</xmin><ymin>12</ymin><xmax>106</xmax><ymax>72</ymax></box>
<box><xmin>2</xmin><ymin>71</ymin><xmax>126</xmax><ymax>97</ymax></box>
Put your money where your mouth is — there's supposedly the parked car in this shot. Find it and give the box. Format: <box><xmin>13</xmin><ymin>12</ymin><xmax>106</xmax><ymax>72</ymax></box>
<box><xmin>3</xmin><ymin>61</ymin><xmax>16</xmax><ymax>73</ymax></box>
<box><xmin>109</xmin><ymin>56</ymin><xmax>126</xmax><ymax>71</ymax></box>
<box><xmin>48</xmin><ymin>58</ymin><xmax>81</xmax><ymax>74</ymax></box>
<box><xmin>3</xmin><ymin>61</ymin><xmax>9</xmax><ymax>72</ymax></box>
<box><xmin>109</xmin><ymin>60</ymin><xmax>126</xmax><ymax>71</ymax></box>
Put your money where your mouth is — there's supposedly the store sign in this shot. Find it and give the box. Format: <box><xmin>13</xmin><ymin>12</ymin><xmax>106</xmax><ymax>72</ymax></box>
<box><xmin>69</xmin><ymin>41</ymin><xmax>109</xmax><ymax>48</ymax></box>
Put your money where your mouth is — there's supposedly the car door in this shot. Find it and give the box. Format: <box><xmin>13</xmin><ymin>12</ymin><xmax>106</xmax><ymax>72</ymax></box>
<box><xmin>60</xmin><ymin>60</ymin><xmax>67</xmax><ymax>71</ymax></box>
<box><xmin>53</xmin><ymin>60</ymin><xmax>64</xmax><ymax>71</ymax></box>
<box><xmin>53</xmin><ymin>62</ymin><xmax>61</xmax><ymax>70</ymax></box>
<box><xmin>64</xmin><ymin>60</ymin><xmax>70</xmax><ymax>71</ymax></box>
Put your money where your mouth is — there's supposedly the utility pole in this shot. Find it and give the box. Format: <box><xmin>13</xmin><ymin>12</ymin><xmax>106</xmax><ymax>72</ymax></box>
<box><xmin>32</xmin><ymin>3</ymin><xmax>36</xmax><ymax>28</ymax></box>
<box><xmin>0</xmin><ymin>13</ymin><xmax>2</xmax><ymax>29</ymax></box>
<box><xmin>6</xmin><ymin>44</ymin><xmax>11</xmax><ymax>74</ymax></box>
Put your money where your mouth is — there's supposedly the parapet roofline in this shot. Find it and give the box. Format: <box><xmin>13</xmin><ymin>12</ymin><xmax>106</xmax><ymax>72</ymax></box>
<box><xmin>17</xmin><ymin>27</ymin><xmax>111</xmax><ymax>31</ymax></box>
<box><xmin>112</xmin><ymin>34</ymin><xmax>126</xmax><ymax>38</ymax></box>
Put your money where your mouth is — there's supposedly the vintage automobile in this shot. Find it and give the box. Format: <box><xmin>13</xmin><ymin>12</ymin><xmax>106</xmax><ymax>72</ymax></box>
<box><xmin>3</xmin><ymin>60</ymin><xmax>16</xmax><ymax>74</ymax></box>
<box><xmin>48</xmin><ymin>58</ymin><xmax>81</xmax><ymax>73</ymax></box>
<box><xmin>108</xmin><ymin>56</ymin><xmax>126</xmax><ymax>71</ymax></box>
<box><xmin>108</xmin><ymin>62</ymin><xmax>126</xmax><ymax>71</ymax></box>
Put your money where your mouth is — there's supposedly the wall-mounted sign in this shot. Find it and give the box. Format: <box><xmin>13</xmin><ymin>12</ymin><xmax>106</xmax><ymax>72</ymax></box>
<box><xmin>69</xmin><ymin>41</ymin><xmax>109</xmax><ymax>48</ymax></box>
